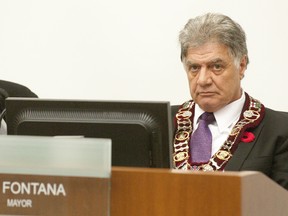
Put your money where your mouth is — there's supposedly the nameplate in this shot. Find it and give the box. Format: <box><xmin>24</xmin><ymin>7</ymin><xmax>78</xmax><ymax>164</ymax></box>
<box><xmin>0</xmin><ymin>136</ymin><xmax>112</xmax><ymax>216</ymax></box>
<box><xmin>0</xmin><ymin>174</ymin><xmax>109</xmax><ymax>215</ymax></box>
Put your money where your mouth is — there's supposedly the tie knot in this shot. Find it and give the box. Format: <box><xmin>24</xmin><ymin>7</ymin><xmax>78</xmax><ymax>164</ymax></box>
<box><xmin>200</xmin><ymin>112</ymin><xmax>215</xmax><ymax>123</ymax></box>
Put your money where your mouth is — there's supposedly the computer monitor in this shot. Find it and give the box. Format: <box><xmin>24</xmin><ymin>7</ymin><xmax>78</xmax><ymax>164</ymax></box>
<box><xmin>5</xmin><ymin>98</ymin><xmax>172</xmax><ymax>168</ymax></box>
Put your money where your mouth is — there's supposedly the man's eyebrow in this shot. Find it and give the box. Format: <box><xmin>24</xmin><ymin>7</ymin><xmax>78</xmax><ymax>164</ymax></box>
<box><xmin>184</xmin><ymin>58</ymin><xmax>225</xmax><ymax>66</ymax></box>
<box><xmin>184</xmin><ymin>60</ymin><xmax>200</xmax><ymax>66</ymax></box>
<box><xmin>209</xmin><ymin>58</ymin><xmax>225</xmax><ymax>63</ymax></box>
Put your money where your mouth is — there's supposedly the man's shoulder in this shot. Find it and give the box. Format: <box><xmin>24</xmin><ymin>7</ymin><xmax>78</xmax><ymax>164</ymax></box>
<box><xmin>265</xmin><ymin>107</ymin><xmax>288</xmax><ymax>116</ymax></box>
<box><xmin>264</xmin><ymin>107</ymin><xmax>288</xmax><ymax>123</ymax></box>
<box><xmin>0</xmin><ymin>80</ymin><xmax>37</xmax><ymax>97</ymax></box>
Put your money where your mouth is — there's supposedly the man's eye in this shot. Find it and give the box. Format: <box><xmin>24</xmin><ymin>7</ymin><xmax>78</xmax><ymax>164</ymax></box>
<box><xmin>211</xmin><ymin>64</ymin><xmax>223</xmax><ymax>71</ymax></box>
<box><xmin>189</xmin><ymin>65</ymin><xmax>200</xmax><ymax>72</ymax></box>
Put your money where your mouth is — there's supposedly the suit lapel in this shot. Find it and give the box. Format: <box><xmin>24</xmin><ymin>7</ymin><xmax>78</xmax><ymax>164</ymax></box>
<box><xmin>225</xmin><ymin>123</ymin><xmax>264</xmax><ymax>171</ymax></box>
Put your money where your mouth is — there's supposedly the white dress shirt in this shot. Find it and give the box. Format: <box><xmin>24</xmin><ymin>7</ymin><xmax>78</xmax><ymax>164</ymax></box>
<box><xmin>0</xmin><ymin>119</ymin><xmax>7</xmax><ymax>135</ymax></box>
<box><xmin>193</xmin><ymin>91</ymin><xmax>245</xmax><ymax>156</ymax></box>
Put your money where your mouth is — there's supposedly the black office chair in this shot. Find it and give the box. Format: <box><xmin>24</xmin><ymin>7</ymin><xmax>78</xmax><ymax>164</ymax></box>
<box><xmin>0</xmin><ymin>80</ymin><xmax>38</xmax><ymax>121</ymax></box>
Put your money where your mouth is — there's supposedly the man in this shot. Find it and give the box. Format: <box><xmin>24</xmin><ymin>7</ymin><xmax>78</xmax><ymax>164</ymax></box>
<box><xmin>172</xmin><ymin>13</ymin><xmax>288</xmax><ymax>190</ymax></box>
<box><xmin>0</xmin><ymin>80</ymin><xmax>38</xmax><ymax>134</ymax></box>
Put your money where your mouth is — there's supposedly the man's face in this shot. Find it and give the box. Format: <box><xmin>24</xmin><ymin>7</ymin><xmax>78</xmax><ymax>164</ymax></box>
<box><xmin>183</xmin><ymin>42</ymin><xmax>247</xmax><ymax>112</ymax></box>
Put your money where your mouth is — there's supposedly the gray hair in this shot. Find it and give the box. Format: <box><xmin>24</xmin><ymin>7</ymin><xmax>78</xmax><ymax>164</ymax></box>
<box><xmin>179</xmin><ymin>13</ymin><xmax>249</xmax><ymax>66</ymax></box>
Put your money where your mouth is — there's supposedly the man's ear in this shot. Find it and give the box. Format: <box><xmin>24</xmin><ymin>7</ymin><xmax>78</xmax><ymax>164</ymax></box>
<box><xmin>239</xmin><ymin>55</ymin><xmax>247</xmax><ymax>79</ymax></box>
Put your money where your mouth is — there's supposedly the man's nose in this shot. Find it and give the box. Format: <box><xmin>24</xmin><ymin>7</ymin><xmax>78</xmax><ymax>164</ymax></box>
<box><xmin>197</xmin><ymin>68</ymin><xmax>212</xmax><ymax>85</ymax></box>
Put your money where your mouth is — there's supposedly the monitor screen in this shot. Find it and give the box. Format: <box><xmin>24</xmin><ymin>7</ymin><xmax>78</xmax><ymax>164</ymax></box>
<box><xmin>5</xmin><ymin>98</ymin><xmax>172</xmax><ymax>168</ymax></box>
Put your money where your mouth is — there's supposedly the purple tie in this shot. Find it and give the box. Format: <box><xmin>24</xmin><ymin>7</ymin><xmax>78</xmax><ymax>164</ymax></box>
<box><xmin>190</xmin><ymin>112</ymin><xmax>215</xmax><ymax>163</ymax></box>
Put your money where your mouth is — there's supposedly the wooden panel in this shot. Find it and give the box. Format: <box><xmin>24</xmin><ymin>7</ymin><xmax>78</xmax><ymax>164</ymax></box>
<box><xmin>111</xmin><ymin>167</ymin><xmax>243</xmax><ymax>216</ymax></box>
<box><xmin>111</xmin><ymin>167</ymin><xmax>288</xmax><ymax>216</ymax></box>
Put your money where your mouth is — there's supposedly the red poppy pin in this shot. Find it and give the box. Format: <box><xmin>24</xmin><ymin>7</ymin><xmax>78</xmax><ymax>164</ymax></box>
<box><xmin>241</xmin><ymin>131</ymin><xmax>255</xmax><ymax>143</ymax></box>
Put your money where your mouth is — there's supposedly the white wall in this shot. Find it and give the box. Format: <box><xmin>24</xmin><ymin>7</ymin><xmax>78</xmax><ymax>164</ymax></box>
<box><xmin>1</xmin><ymin>0</ymin><xmax>288</xmax><ymax>110</ymax></box>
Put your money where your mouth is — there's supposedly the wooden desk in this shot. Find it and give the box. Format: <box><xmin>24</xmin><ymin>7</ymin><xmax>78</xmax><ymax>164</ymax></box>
<box><xmin>111</xmin><ymin>167</ymin><xmax>288</xmax><ymax>216</ymax></box>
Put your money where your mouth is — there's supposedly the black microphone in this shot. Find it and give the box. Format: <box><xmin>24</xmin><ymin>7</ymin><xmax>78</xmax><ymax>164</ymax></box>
<box><xmin>0</xmin><ymin>88</ymin><xmax>9</xmax><ymax>126</ymax></box>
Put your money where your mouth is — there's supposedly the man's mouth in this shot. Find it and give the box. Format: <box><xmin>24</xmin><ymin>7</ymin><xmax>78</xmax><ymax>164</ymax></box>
<box><xmin>198</xmin><ymin>92</ymin><xmax>215</xmax><ymax>96</ymax></box>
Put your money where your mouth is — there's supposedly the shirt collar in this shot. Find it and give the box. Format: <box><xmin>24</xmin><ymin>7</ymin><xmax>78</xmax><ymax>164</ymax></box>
<box><xmin>194</xmin><ymin>91</ymin><xmax>245</xmax><ymax>132</ymax></box>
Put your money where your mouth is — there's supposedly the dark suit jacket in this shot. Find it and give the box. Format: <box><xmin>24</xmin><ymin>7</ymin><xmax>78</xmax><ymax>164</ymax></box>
<box><xmin>0</xmin><ymin>80</ymin><xmax>38</xmax><ymax>124</ymax></box>
<box><xmin>171</xmin><ymin>105</ymin><xmax>288</xmax><ymax>190</ymax></box>
<box><xmin>0</xmin><ymin>80</ymin><xmax>38</xmax><ymax>112</ymax></box>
